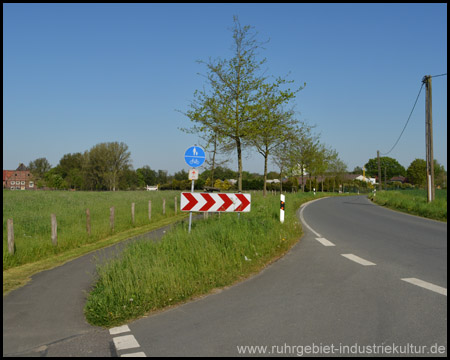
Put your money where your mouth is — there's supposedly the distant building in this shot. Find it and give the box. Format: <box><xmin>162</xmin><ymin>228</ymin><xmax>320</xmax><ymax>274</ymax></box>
<box><xmin>355</xmin><ymin>175</ymin><xmax>377</xmax><ymax>185</ymax></box>
<box><xmin>389</xmin><ymin>176</ymin><xmax>407</xmax><ymax>184</ymax></box>
<box><xmin>3</xmin><ymin>163</ymin><xmax>35</xmax><ymax>190</ymax></box>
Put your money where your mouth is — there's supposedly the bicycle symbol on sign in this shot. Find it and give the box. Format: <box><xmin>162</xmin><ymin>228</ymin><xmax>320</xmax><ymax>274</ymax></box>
<box><xmin>189</xmin><ymin>158</ymin><xmax>200</xmax><ymax>165</ymax></box>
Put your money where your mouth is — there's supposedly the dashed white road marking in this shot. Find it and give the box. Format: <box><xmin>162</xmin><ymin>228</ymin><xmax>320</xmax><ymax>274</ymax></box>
<box><xmin>113</xmin><ymin>335</ymin><xmax>141</xmax><ymax>351</ymax></box>
<box><xmin>401</xmin><ymin>278</ymin><xmax>447</xmax><ymax>296</ymax></box>
<box><xmin>109</xmin><ymin>325</ymin><xmax>130</xmax><ymax>335</ymax></box>
<box><xmin>121</xmin><ymin>352</ymin><xmax>147</xmax><ymax>357</ymax></box>
<box><xmin>341</xmin><ymin>254</ymin><xmax>376</xmax><ymax>266</ymax></box>
<box><xmin>110</xmin><ymin>325</ymin><xmax>147</xmax><ymax>356</ymax></box>
<box><xmin>315</xmin><ymin>237</ymin><xmax>335</xmax><ymax>246</ymax></box>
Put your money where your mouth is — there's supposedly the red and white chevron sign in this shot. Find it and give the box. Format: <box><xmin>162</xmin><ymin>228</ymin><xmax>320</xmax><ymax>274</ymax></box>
<box><xmin>180</xmin><ymin>193</ymin><xmax>251</xmax><ymax>212</ymax></box>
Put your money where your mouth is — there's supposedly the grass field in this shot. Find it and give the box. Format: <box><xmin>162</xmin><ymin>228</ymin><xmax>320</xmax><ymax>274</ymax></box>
<box><xmin>368</xmin><ymin>189</ymin><xmax>447</xmax><ymax>222</ymax></box>
<box><xmin>3</xmin><ymin>190</ymin><xmax>186</xmax><ymax>271</ymax></box>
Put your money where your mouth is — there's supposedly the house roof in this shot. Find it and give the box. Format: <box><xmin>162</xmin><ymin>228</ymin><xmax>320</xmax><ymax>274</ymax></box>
<box><xmin>3</xmin><ymin>170</ymin><xmax>14</xmax><ymax>181</ymax></box>
<box><xmin>16</xmin><ymin>163</ymin><xmax>29</xmax><ymax>171</ymax></box>
<box><xmin>390</xmin><ymin>176</ymin><xmax>406</xmax><ymax>182</ymax></box>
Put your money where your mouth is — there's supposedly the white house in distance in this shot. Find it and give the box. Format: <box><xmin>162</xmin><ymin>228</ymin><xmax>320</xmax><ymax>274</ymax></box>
<box><xmin>355</xmin><ymin>175</ymin><xmax>377</xmax><ymax>185</ymax></box>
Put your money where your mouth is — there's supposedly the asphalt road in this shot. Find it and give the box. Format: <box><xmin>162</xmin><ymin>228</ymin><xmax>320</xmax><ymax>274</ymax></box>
<box><xmin>115</xmin><ymin>195</ymin><xmax>447</xmax><ymax>357</ymax></box>
<box><xmin>3</xmin><ymin>196</ymin><xmax>447</xmax><ymax>357</ymax></box>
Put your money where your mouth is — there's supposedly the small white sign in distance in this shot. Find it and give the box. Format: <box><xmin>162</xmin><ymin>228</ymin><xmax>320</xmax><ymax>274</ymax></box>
<box><xmin>188</xmin><ymin>169</ymin><xmax>199</xmax><ymax>180</ymax></box>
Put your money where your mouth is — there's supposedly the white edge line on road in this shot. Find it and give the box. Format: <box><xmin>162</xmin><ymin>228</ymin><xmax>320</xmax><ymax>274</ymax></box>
<box><xmin>401</xmin><ymin>278</ymin><xmax>447</xmax><ymax>296</ymax></box>
<box><xmin>299</xmin><ymin>200</ymin><xmax>324</xmax><ymax>237</ymax></box>
<box><xmin>341</xmin><ymin>254</ymin><xmax>376</xmax><ymax>266</ymax></box>
<box><xmin>109</xmin><ymin>325</ymin><xmax>130</xmax><ymax>335</ymax></box>
<box><xmin>315</xmin><ymin>237</ymin><xmax>335</xmax><ymax>246</ymax></box>
<box><xmin>113</xmin><ymin>335</ymin><xmax>141</xmax><ymax>351</ymax></box>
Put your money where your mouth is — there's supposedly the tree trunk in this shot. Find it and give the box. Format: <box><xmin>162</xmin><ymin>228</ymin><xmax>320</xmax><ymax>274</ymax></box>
<box><xmin>210</xmin><ymin>135</ymin><xmax>217</xmax><ymax>188</ymax></box>
<box><xmin>301</xmin><ymin>166</ymin><xmax>305</xmax><ymax>192</ymax></box>
<box><xmin>237</xmin><ymin>139</ymin><xmax>243</xmax><ymax>192</ymax></box>
<box><xmin>279</xmin><ymin>168</ymin><xmax>283</xmax><ymax>193</ymax></box>
<box><xmin>263</xmin><ymin>151</ymin><xmax>268</xmax><ymax>197</ymax></box>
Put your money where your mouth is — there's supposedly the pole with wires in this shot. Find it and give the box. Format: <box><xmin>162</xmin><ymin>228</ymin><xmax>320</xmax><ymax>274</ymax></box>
<box><xmin>423</xmin><ymin>75</ymin><xmax>435</xmax><ymax>202</ymax></box>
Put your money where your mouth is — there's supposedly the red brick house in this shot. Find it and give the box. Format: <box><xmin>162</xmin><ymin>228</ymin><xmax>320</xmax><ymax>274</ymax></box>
<box><xmin>3</xmin><ymin>164</ymin><xmax>35</xmax><ymax>190</ymax></box>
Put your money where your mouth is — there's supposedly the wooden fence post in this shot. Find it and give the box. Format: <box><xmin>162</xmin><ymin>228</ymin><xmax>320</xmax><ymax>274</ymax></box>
<box><xmin>148</xmin><ymin>200</ymin><xmax>152</xmax><ymax>221</ymax></box>
<box><xmin>131</xmin><ymin>202</ymin><xmax>135</xmax><ymax>224</ymax></box>
<box><xmin>110</xmin><ymin>206</ymin><xmax>115</xmax><ymax>233</ymax></box>
<box><xmin>7</xmin><ymin>218</ymin><xmax>14</xmax><ymax>255</ymax></box>
<box><xmin>51</xmin><ymin>213</ymin><xmax>57</xmax><ymax>246</ymax></box>
<box><xmin>86</xmin><ymin>209</ymin><xmax>91</xmax><ymax>236</ymax></box>
<box><xmin>163</xmin><ymin>199</ymin><xmax>166</xmax><ymax>215</ymax></box>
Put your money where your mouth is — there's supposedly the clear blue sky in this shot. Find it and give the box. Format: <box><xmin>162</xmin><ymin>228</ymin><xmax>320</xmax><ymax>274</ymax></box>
<box><xmin>3</xmin><ymin>3</ymin><xmax>447</xmax><ymax>176</ymax></box>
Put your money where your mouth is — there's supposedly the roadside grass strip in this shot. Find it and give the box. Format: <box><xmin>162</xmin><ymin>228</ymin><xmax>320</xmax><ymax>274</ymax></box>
<box><xmin>85</xmin><ymin>192</ymin><xmax>335</xmax><ymax>328</ymax></box>
<box><xmin>369</xmin><ymin>189</ymin><xmax>447</xmax><ymax>222</ymax></box>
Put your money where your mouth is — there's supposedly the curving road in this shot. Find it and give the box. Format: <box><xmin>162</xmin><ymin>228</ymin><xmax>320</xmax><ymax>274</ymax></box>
<box><xmin>115</xmin><ymin>195</ymin><xmax>446</xmax><ymax>357</ymax></box>
<box><xmin>3</xmin><ymin>196</ymin><xmax>447</xmax><ymax>357</ymax></box>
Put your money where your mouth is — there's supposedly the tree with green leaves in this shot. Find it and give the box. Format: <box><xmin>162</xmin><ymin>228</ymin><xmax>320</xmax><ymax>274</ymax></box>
<box><xmin>272</xmin><ymin>140</ymin><xmax>292</xmax><ymax>193</ymax></box>
<box><xmin>183</xmin><ymin>16</ymin><xmax>277</xmax><ymax>191</ymax></box>
<box><xmin>248</xmin><ymin>79</ymin><xmax>304</xmax><ymax>196</ymax></box>
<box><xmin>327</xmin><ymin>156</ymin><xmax>348</xmax><ymax>193</ymax></box>
<box><xmin>364</xmin><ymin>156</ymin><xmax>406</xmax><ymax>180</ymax></box>
<box><xmin>136</xmin><ymin>166</ymin><xmax>157</xmax><ymax>187</ymax></box>
<box><xmin>310</xmin><ymin>145</ymin><xmax>341</xmax><ymax>192</ymax></box>
<box><xmin>406</xmin><ymin>158</ymin><xmax>446</xmax><ymax>188</ymax></box>
<box><xmin>288</xmin><ymin>123</ymin><xmax>321</xmax><ymax>192</ymax></box>
<box><xmin>406</xmin><ymin>159</ymin><xmax>426</xmax><ymax>187</ymax></box>
<box><xmin>57</xmin><ymin>152</ymin><xmax>84</xmax><ymax>189</ymax></box>
<box><xmin>83</xmin><ymin>142</ymin><xmax>132</xmax><ymax>191</ymax></box>
<box><xmin>28</xmin><ymin>157</ymin><xmax>52</xmax><ymax>181</ymax></box>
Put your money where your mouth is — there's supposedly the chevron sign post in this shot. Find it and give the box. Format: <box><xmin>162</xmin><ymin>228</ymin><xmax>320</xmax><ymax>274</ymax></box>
<box><xmin>180</xmin><ymin>193</ymin><xmax>251</xmax><ymax>212</ymax></box>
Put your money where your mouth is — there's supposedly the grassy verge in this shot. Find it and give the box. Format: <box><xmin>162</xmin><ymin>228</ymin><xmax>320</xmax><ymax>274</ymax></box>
<box><xmin>84</xmin><ymin>192</ymin><xmax>331</xmax><ymax>328</ymax></box>
<box><xmin>3</xmin><ymin>213</ymin><xmax>188</xmax><ymax>295</ymax></box>
<box><xmin>368</xmin><ymin>189</ymin><xmax>447</xmax><ymax>222</ymax></box>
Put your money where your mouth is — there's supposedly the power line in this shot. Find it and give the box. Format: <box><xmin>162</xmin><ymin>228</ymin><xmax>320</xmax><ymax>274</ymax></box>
<box><xmin>430</xmin><ymin>73</ymin><xmax>447</xmax><ymax>78</ymax></box>
<box><xmin>381</xmin><ymin>82</ymin><xmax>424</xmax><ymax>156</ymax></box>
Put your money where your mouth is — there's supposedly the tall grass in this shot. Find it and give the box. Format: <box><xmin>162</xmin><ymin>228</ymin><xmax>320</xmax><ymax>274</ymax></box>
<box><xmin>369</xmin><ymin>189</ymin><xmax>447</xmax><ymax>222</ymax></box>
<box><xmin>84</xmin><ymin>192</ymin><xmax>325</xmax><ymax>327</ymax></box>
<box><xmin>3</xmin><ymin>190</ymin><xmax>183</xmax><ymax>270</ymax></box>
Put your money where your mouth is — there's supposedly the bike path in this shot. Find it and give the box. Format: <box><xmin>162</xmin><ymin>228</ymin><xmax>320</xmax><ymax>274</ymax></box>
<box><xmin>3</xmin><ymin>221</ymin><xmax>185</xmax><ymax>357</ymax></box>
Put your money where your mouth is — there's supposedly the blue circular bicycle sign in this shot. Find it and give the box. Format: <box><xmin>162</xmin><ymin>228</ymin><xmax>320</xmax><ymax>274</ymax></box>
<box><xmin>184</xmin><ymin>145</ymin><xmax>206</xmax><ymax>168</ymax></box>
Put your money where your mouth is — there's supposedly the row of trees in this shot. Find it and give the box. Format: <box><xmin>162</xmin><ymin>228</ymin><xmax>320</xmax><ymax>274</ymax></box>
<box><xmin>27</xmin><ymin>142</ymin><xmax>446</xmax><ymax>192</ymax></box>
<box><xmin>29</xmin><ymin>142</ymin><xmax>133</xmax><ymax>191</ymax></box>
<box><xmin>361</xmin><ymin>156</ymin><xmax>447</xmax><ymax>188</ymax></box>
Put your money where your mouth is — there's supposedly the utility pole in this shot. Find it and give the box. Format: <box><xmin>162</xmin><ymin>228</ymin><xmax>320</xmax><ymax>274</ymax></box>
<box><xmin>422</xmin><ymin>75</ymin><xmax>435</xmax><ymax>202</ymax></box>
<box><xmin>377</xmin><ymin>150</ymin><xmax>382</xmax><ymax>191</ymax></box>
<box><xmin>384</xmin><ymin>167</ymin><xmax>387</xmax><ymax>190</ymax></box>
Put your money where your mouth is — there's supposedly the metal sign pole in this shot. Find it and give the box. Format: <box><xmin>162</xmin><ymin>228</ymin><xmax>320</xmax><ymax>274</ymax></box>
<box><xmin>184</xmin><ymin>145</ymin><xmax>205</xmax><ymax>234</ymax></box>
<box><xmin>188</xmin><ymin>179</ymin><xmax>194</xmax><ymax>233</ymax></box>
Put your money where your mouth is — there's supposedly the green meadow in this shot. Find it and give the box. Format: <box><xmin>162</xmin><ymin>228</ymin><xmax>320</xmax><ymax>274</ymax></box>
<box><xmin>3</xmin><ymin>190</ymin><xmax>187</xmax><ymax>285</ymax></box>
<box><xmin>368</xmin><ymin>189</ymin><xmax>447</xmax><ymax>222</ymax></box>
